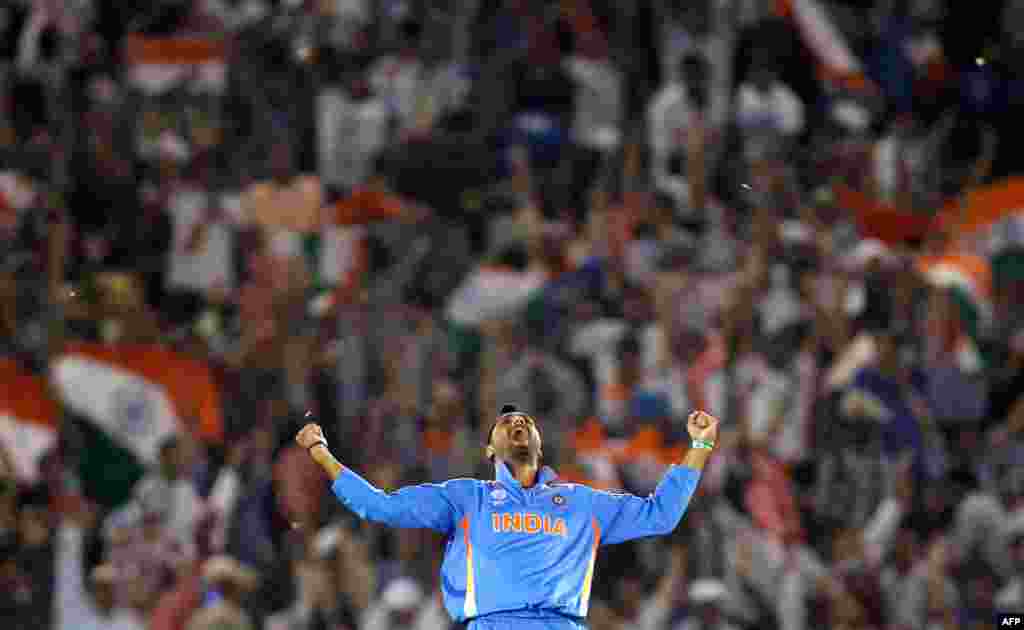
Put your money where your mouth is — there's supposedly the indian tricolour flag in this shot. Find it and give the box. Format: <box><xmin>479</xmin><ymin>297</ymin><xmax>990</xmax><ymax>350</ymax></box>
<box><xmin>917</xmin><ymin>253</ymin><xmax>993</xmax><ymax>373</ymax></box>
<box><xmin>939</xmin><ymin>177</ymin><xmax>1024</xmax><ymax>258</ymax></box>
<box><xmin>446</xmin><ymin>266</ymin><xmax>550</xmax><ymax>326</ymax></box>
<box><xmin>124</xmin><ymin>35</ymin><xmax>228</xmax><ymax>96</ymax></box>
<box><xmin>51</xmin><ymin>342</ymin><xmax>224</xmax><ymax>507</ymax></box>
<box><xmin>776</xmin><ymin>0</ymin><xmax>869</xmax><ymax>91</ymax></box>
<box><xmin>0</xmin><ymin>360</ymin><xmax>58</xmax><ymax>485</ymax></box>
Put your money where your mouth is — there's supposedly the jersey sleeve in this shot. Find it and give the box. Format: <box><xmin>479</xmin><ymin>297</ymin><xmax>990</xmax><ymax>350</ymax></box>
<box><xmin>331</xmin><ymin>467</ymin><xmax>475</xmax><ymax>534</ymax></box>
<box><xmin>589</xmin><ymin>465</ymin><xmax>702</xmax><ymax>545</ymax></box>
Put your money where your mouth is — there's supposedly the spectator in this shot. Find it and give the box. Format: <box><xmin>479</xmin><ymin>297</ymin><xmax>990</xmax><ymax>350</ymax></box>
<box><xmin>502</xmin><ymin>26</ymin><xmax>575</xmax><ymax>176</ymax></box>
<box><xmin>615</xmin><ymin>540</ymin><xmax>687</xmax><ymax>630</ymax></box>
<box><xmin>369</xmin><ymin>20</ymin><xmax>427</xmax><ymax>141</ymax></box>
<box><xmin>55</xmin><ymin>502</ymin><xmax>145</xmax><ymax>630</ymax></box>
<box><xmin>164</xmin><ymin>143</ymin><xmax>238</xmax><ymax>320</ymax></box>
<box><xmin>997</xmin><ymin>511</ymin><xmax>1024</xmax><ymax>610</ymax></box>
<box><xmin>131</xmin><ymin>183</ymin><xmax>173</xmax><ymax>312</ymax></box>
<box><xmin>871</xmin><ymin>112</ymin><xmax>937</xmax><ymax>210</ymax></box>
<box><xmin>841</xmin><ymin>329</ymin><xmax>926</xmax><ymax>466</ymax></box>
<box><xmin>735</xmin><ymin>57</ymin><xmax>805</xmax><ymax>147</ymax></box>
<box><xmin>418</xmin><ymin>378</ymin><xmax>475</xmax><ymax>480</ymax></box>
<box><xmin>240</xmin><ymin>140</ymin><xmax>323</xmax><ymax>238</ymax></box>
<box><xmin>648</xmin><ymin>53</ymin><xmax>718</xmax><ymax>215</ymax></box>
<box><xmin>68</xmin><ymin>131</ymin><xmax>140</xmax><ymax>271</ymax></box>
<box><xmin>594</xmin><ymin>334</ymin><xmax>671</xmax><ymax>439</ymax></box>
<box><xmin>655</xmin><ymin>0</ymin><xmax>733</xmax><ymax>127</ymax></box>
<box><xmin>185</xmin><ymin>555</ymin><xmax>259</xmax><ymax>630</ymax></box>
<box><xmin>745</xmin><ymin>448</ymin><xmax>805</xmax><ymax>549</ymax></box>
<box><xmin>360</xmin><ymin>576</ymin><xmax>449</xmax><ymax>630</ymax></box>
<box><xmin>103</xmin><ymin>483</ymin><xmax>190</xmax><ymax>614</ymax></box>
<box><xmin>680</xmin><ymin>578</ymin><xmax>741</xmax><ymax>630</ymax></box>
<box><xmin>149</xmin><ymin>511</ymin><xmax>217</xmax><ymax>630</ymax></box>
<box><xmin>563</xmin><ymin>29</ymin><xmax>622</xmax><ymax>215</ymax></box>
<box><xmin>318</xmin><ymin>67</ymin><xmax>389</xmax><ymax>194</ymax></box>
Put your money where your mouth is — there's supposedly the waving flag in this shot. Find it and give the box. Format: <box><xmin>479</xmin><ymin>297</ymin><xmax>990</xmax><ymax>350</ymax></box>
<box><xmin>917</xmin><ymin>253</ymin><xmax>992</xmax><ymax>372</ymax></box>
<box><xmin>939</xmin><ymin>178</ymin><xmax>1024</xmax><ymax>257</ymax></box>
<box><xmin>835</xmin><ymin>177</ymin><xmax>1024</xmax><ymax>252</ymax></box>
<box><xmin>776</xmin><ymin>0</ymin><xmax>869</xmax><ymax>90</ymax></box>
<box><xmin>124</xmin><ymin>35</ymin><xmax>228</xmax><ymax>95</ymax></box>
<box><xmin>446</xmin><ymin>266</ymin><xmax>549</xmax><ymax>326</ymax></box>
<box><xmin>0</xmin><ymin>360</ymin><xmax>57</xmax><ymax>484</ymax></box>
<box><xmin>51</xmin><ymin>343</ymin><xmax>224</xmax><ymax>506</ymax></box>
<box><xmin>918</xmin><ymin>253</ymin><xmax>993</xmax><ymax>327</ymax></box>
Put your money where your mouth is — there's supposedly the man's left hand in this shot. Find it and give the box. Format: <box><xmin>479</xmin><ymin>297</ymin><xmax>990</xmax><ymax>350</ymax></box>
<box><xmin>687</xmin><ymin>410</ymin><xmax>719</xmax><ymax>445</ymax></box>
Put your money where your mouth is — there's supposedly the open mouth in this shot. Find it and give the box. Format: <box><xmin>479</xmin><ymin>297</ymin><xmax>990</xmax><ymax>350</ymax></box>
<box><xmin>511</xmin><ymin>426</ymin><xmax>528</xmax><ymax>442</ymax></box>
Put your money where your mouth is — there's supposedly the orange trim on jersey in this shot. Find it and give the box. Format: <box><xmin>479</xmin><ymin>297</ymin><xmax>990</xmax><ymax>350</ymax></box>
<box><xmin>461</xmin><ymin>516</ymin><xmax>478</xmax><ymax>617</ymax></box>
<box><xmin>579</xmin><ymin>518</ymin><xmax>601</xmax><ymax>616</ymax></box>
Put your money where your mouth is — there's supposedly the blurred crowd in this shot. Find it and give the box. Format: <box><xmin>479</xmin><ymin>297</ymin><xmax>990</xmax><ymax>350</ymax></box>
<box><xmin>2</xmin><ymin>0</ymin><xmax>1024</xmax><ymax>629</ymax></box>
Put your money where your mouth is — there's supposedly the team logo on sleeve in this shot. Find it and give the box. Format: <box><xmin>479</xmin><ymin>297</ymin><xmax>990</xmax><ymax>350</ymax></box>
<box><xmin>552</xmin><ymin>495</ymin><xmax>566</xmax><ymax>506</ymax></box>
<box><xmin>490</xmin><ymin>488</ymin><xmax>508</xmax><ymax>504</ymax></box>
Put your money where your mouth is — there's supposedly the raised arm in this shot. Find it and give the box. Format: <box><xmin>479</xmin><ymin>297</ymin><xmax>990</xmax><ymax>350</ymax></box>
<box><xmin>590</xmin><ymin>411</ymin><xmax>717</xmax><ymax>545</ymax></box>
<box><xmin>296</xmin><ymin>423</ymin><xmax>467</xmax><ymax>534</ymax></box>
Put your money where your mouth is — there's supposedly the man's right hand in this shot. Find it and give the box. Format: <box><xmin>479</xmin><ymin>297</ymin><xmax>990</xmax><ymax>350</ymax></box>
<box><xmin>297</xmin><ymin>423</ymin><xmax>344</xmax><ymax>480</ymax></box>
<box><xmin>296</xmin><ymin>423</ymin><xmax>327</xmax><ymax>451</ymax></box>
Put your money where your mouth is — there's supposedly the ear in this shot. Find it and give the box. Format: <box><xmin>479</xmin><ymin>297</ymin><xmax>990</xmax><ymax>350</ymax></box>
<box><xmin>485</xmin><ymin>444</ymin><xmax>495</xmax><ymax>461</ymax></box>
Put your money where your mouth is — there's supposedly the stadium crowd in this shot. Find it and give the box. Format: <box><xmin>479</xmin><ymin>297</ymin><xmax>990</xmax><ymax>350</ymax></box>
<box><xmin>2</xmin><ymin>0</ymin><xmax>1024</xmax><ymax>629</ymax></box>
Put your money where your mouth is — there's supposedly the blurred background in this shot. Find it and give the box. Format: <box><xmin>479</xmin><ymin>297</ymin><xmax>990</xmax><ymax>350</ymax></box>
<box><xmin>1</xmin><ymin>0</ymin><xmax>1024</xmax><ymax>629</ymax></box>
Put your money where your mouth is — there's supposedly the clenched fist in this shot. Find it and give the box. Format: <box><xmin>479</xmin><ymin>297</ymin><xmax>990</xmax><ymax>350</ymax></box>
<box><xmin>687</xmin><ymin>410</ymin><xmax>719</xmax><ymax>444</ymax></box>
<box><xmin>296</xmin><ymin>423</ymin><xmax>327</xmax><ymax>450</ymax></box>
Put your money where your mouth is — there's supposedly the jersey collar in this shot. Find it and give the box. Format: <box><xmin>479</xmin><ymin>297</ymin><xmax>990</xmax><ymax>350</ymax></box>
<box><xmin>495</xmin><ymin>461</ymin><xmax>558</xmax><ymax>495</ymax></box>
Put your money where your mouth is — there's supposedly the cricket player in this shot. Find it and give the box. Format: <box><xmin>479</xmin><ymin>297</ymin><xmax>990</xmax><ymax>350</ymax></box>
<box><xmin>296</xmin><ymin>404</ymin><xmax>718</xmax><ymax>630</ymax></box>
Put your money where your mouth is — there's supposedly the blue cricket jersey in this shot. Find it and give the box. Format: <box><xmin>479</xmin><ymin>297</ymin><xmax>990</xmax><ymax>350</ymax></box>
<box><xmin>331</xmin><ymin>461</ymin><xmax>702</xmax><ymax>623</ymax></box>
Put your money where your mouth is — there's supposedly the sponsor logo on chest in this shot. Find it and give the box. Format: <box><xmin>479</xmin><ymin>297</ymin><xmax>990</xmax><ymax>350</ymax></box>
<box><xmin>491</xmin><ymin>512</ymin><xmax>567</xmax><ymax>537</ymax></box>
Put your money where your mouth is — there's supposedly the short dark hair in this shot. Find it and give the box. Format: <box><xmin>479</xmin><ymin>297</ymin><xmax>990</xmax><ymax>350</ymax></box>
<box><xmin>487</xmin><ymin>404</ymin><xmax>518</xmax><ymax>446</ymax></box>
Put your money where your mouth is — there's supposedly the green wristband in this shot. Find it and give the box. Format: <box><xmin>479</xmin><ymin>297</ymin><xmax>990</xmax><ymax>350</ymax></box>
<box><xmin>691</xmin><ymin>439</ymin><xmax>715</xmax><ymax>450</ymax></box>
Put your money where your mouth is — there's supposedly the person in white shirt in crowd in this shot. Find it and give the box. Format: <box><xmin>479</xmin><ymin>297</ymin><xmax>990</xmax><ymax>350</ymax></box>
<box><xmin>360</xmin><ymin>576</ymin><xmax>449</xmax><ymax>630</ymax></box>
<box><xmin>318</xmin><ymin>0</ymin><xmax>372</xmax><ymax>50</ymax></box>
<box><xmin>55</xmin><ymin>503</ymin><xmax>145</xmax><ymax>630</ymax></box>
<box><xmin>186</xmin><ymin>555</ymin><xmax>259</xmax><ymax>630</ymax></box>
<box><xmin>678</xmin><ymin>579</ymin><xmax>741</xmax><ymax>630</ymax></box>
<box><xmin>163</xmin><ymin>137</ymin><xmax>238</xmax><ymax>300</ymax></box>
<box><xmin>318</xmin><ymin>65</ymin><xmax>389</xmax><ymax>193</ymax></box>
<box><xmin>370</xmin><ymin>19</ymin><xmax>427</xmax><ymax>141</ymax></box>
<box><xmin>648</xmin><ymin>53</ymin><xmax>718</xmax><ymax>215</ymax></box>
<box><xmin>197</xmin><ymin>0</ymin><xmax>270</xmax><ymax>32</ymax></box>
<box><xmin>871</xmin><ymin>112</ymin><xmax>938</xmax><ymax>209</ymax></box>
<box><xmin>624</xmin><ymin>543</ymin><xmax>687</xmax><ymax>630</ymax></box>
<box><xmin>563</xmin><ymin>29</ymin><xmax>622</xmax><ymax>211</ymax></box>
<box><xmin>653</xmin><ymin>0</ymin><xmax>733</xmax><ymax>131</ymax></box>
<box><xmin>106</xmin><ymin>435</ymin><xmax>200</xmax><ymax>555</ymax></box>
<box><xmin>735</xmin><ymin>57</ymin><xmax>805</xmax><ymax>148</ymax></box>
<box><xmin>997</xmin><ymin>510</ymin><xmax>1024</xmax><ymax>610</ymax></box>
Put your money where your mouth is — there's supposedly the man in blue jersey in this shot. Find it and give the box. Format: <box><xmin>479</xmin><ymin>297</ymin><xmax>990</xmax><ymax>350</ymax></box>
<box><xmin>296</xmin><ymin>404</ymin><xmax>718</xmax><ymax>630</ymax></box>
